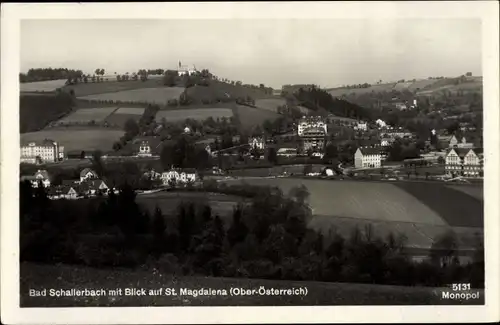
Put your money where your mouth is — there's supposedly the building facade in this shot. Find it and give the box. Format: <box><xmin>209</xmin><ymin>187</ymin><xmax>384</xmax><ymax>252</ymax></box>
<box><xmin>354</xmin><ymin>147</ymin><xmax>382</xmax><ymax>168</ymax></box>
<box><xmin>161</xmin><ymin>168</ymin><xmax>197</xmax><ymax>186</ymax></box>
<box><xmin>445</xmin><ymin>148</ymin><xmax>483</xmax><ymax>177</ymax></box>
<box><xmin>21</xmin><ymin>139</ymin><xmax>64</xmax><ymax>164</ymax></box>
<box><xmin>138</xmin><ymin>141</ymin><xmax>152</xmax><ymax>157</ymax></box>
<box><xmin>249</xmin><ymin>137</ymin><xmax>266</xmax><ymax>150</ymax></box>
<box><xmin>297</xmin><ymin>116</ymin><xmax>327</xmax><ymax>152</ymax></box>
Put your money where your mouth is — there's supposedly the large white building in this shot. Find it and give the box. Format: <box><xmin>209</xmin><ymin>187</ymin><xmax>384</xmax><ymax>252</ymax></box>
<box><xmin>354</xmin><ymin>147</ymin><xmax>383</xmax><ymax>168</ymax></box>
<box><xmin>161</xmin><ymin>168</ymin><xmax>198</xmax><ymax>186</ymax></box>
<box><xmin>297</xmin><ymin>116</ymin><xmax>327</xmax><ymax>136</ymax></box>
<box><xmin>177</xmin><ymin>62</ymin><xmax>197</xmax><ymax>76</ymax></box>
<box><xmin>21</xmin><ymin>139</ymin><xmax>64</xmax><ymax>164</ymax></box>
<box><xmin>445</xmin><ymin>148</ymin><xmax>483</xmax><ymax>177</ymax></box>
<box><xmin>249</xmin><ymin>137</ymin><xmax>266</xmax><ymax>150</ymax></box>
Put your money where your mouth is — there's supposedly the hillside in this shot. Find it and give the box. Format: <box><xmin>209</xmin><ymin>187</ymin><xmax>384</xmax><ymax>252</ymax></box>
<box><xmin>20</xmin><ymin>92</ymin><xmax>75</xmax><ymax>133</ymax></box>
<box><xmin>20</xmin><ymin>262</ymin><xmax>483</xmax><ymax>307</ymax></box>
<box><xmin>185</xmin><ymin>81</ymin><xmax>271</xmax><ymax>105</ymax></box>
<box><xmin>325</xmin><ymin>76</ymin><xmax>482</xmax><ymax>98</ymax></box>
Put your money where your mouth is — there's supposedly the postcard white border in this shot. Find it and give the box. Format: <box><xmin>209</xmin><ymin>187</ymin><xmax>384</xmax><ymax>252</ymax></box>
<box><xmin>1</xmin><ymin>1</ymin><xmax>499</xmax><ymax>324</ymax></box>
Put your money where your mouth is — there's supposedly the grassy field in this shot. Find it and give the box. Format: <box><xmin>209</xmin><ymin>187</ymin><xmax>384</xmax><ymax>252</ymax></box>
<box><xmin>235</xmin><ymin>104</ymin><xmax>281</xmax><ymax>130</ymax></box>
<box><xmin>56</xmin><ymin>107</ymin><xmax>119</xmax><ymax>124</ymax></box>
<box><xmin>216</xmin><ymin>178</ymin><xmax>483</xmax><ymax>250</ymax></box>
<box><xmin>21</xmin><ymin>128</ymin><xmax>124</xmax><ymax>152</ymax></box>
<box><xmin>254</xmin><ymin>98</ymin><xmax>286</xmax><ymax>112</ymax></box>
<box><xmin>137</xmin><ymin>192</ymin><xmax>245</xmax><ymax>217</ymax></box>
<box><xmin>327</xmin><ymin>83</ymin><xmax>396</xmax><ymax>97</ymax></box>
<box><xmin>223</xmin><ymin>178</ymin><xmax>447</xmax><ymax>225</ymax></box>
<box><xmin>185</xmin><ymin>82</ymin><xmax>269</xmax><ymax>104</ymax></box>
<box><xmin>20</xmin><ymin>93</ymin><xmax>74</xmax><ymax>133</ymax></box>
<box><xmin>394</xmin><ymin>183</ymin><xmax>483</xmax><ymax>228</ymax></box>
<box><xmin>20</xmin><ymin>79</ymin><xmax>67</xmax><ymax>92</ymax></box>
<box><xmin>103</xmin><ymin>107</ymin><xmax>147</xmax><ymax>127</ymax></box>
<box><xmin>155</xmin><ymin>107</ymin><xmax>233</xmax><ymax>123</ymax></box>
<box><xmin>446</xmin><ymin>185</ymin><xmax>483</xmax><ymax>200</ymax></box>
<box><xmin>77</xmin><ymin>87</ymin><xmax>185</xmax><ymax>105</ymax></box>
<box><xmin>407</xmin><ymin>79</ymin><xmax>440</xmax><ymax>91</ymax></box>
<box><xmin>63</xmin><ymin>79</ymin><xmax>164</xmax><ymax>97</ymax></box>
<box><xmin>20</xmin><ymin>262</ymin><xmax>482</xmax><ymax>307</ymax></box>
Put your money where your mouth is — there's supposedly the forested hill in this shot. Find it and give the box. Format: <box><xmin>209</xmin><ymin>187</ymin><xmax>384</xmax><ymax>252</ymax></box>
<box><xmin>293</xmin><ymin>85</ymin><xmax>372</xmax><ymax>121</ymax></box>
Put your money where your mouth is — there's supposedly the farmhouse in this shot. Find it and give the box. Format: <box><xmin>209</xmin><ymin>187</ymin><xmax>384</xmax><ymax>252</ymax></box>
<box><xmin>80</xmin><ymin>168</ymin><xmax>99</xmax><ymax>183</ymax></box>
<box><xmin>297</xmin><ymin>116</ymin><xmax>327</xmax><ymax>136</ymax></box>
<box><xmin>78</xmin><ymin>179</ymin><xmax>110</xmax><ymax>196</ymax></box>
<box><xmin>249</xmin><ymin>137</ymin><xmax>266</xmax><ymax>150</ymax></box>
<box><xmin>354</xmin><ymin>146</ymin><xmax>383</xmax><ymax>168</ymax></box>
<box><xmin>161</xmin><ymin>168</ymin><xmax>198</xmax><ymax>186</ymax></box>
<box><xmin>21</xmin><ymin>139</ymin><xmax>64</xmax><ymax>164</ymax></box>
<box><xmin>445</xmin><ymin>148</ymin><xmax>484</xmax><ymax>178</ymax></box>
<box><xmin>48</xmin><ymin>185</ymin><xmax>79</xmax><ymax>200</ymax></box>
<box><xmin>20</xmin><ymin>169</ymin><xmax>51</xmax><ymax>188</ymax></box>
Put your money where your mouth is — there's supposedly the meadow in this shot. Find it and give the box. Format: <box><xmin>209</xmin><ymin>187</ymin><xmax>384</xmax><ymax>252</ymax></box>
<box><xmin>64</xmin><ymin>79</ymin><xmax>163</xmax><ymax>97</ymax></box>
<box><xmin>327</xmin><ymin>83</ymin><xmax>396</xmax><ymax>97</ymax></box>
<box><xmin>155</xmin><ymin>107</ymin><xmax>233</xmax><ymax>122</ymax></box>
<box><xmin>77</xmin><ymin>87</ymin><xmax>185</xmax><ymax>105</ymax></box>
<box><xmin>103</xmin><ymin>106</ymin><xmax>147</xmax><ymax>127</ymax></box>
<box><xmin>20</xmin><ymin>79</ymin><xmax>68</xmax><ymax>92</ymax></box>
<box><xmin>56</xmin><ymin>107</ymin><xmax>118</xmax><ymax>125</ymax></box>
<box><xmin>234</xmin><ymin>104</ymin><xmax>281</xmax><ymax>130</ymax></box>
<box><xmin>254</xmin><ymin>98</ymin><xmax>286</xmax><ymax>112</ymax></box>
<box><xmin>215</xmin><ymin>178</ymin><xmax>483</xmax><ymax>250</ymax></box>
<box><xmin>21</xmin><ymin>128</ymin><xmax>124</xmax><ymax>153</ymax></box>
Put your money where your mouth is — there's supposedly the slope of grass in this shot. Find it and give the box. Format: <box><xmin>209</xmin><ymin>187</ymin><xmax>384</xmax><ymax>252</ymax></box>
<box><xmin>185</xmin><ymin>81</ymin><xmax>270</xmax><ymax>104</ymax></box>
<box><xmin>20</xmin><ymin>263</ymin><xmax>483</xmax><ymax>307</ymax></box>
<box><xmin>64</xmin><ymin>79</ymin><xmax>164</xmax><ymax>97</ymax></box>
<box><xmin>235</xmin><ymin>104</ymin><xmax>282</xmax><ymax>130</ymax></box>
<box><xmin>20</xmin><ymin>93</ymin><xmax>75</xmax><ymax>133</ymax></box>
<box><xmin>394</xmin><ymin>183</ymin><xmax>483</xmax><ymax>228</ymax></box>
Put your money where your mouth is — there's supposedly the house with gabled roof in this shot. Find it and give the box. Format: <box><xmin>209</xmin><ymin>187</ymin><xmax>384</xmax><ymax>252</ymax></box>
<box><xmin>20</xmin><ymin>169</ymin><xmax>51</xmax><ymax>188</ymax></box>
<box><xmin>445</xmin><ymin>147</ymin><xmax>483</xmax><ymax>177</ymax></box>
<box><xmin>354</xmin><ymin>146</ymin><xmax>383</xmax><ymax>168</ymax></box>
<box><xmin>78</xmin><ymin>179</ymin><xmax>109</xmax><ymax>196</ymax></box>
<box><xmin>80</xmin><ymin>168</ymin><xmax>99</xmax><ymax>183</ymax></box>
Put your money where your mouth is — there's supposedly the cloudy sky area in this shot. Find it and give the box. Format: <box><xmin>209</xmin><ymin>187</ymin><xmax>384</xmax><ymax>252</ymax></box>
<box><xmin>21</xmin><ymin>19</ymin><xmax>481</xmax><ymax>89</ymax></box>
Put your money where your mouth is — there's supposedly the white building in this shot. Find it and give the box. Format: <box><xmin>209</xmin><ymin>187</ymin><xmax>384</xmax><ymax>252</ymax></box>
<box><xmin>380</xmin><ymin>137</ymin><xmax>395</xmax><ymax>147</ymax></box>
<box><xmin>375</xmin><ymin>119</ymin><xmax>387</xmax><ymax>129</ymax></box>
<box><xmin>249</xmin><ymin>137</ymin><xmax>265</xmax><ymax>150</ymax></box>
<box><xmin>177</xmin><ymin>62</ymin><xmax>197</xmax><ymax>76</ymax></box>
<box><xmin>297</xmin><ymin>116</ymin><xmax>327</xmax><ymax>136</ymax></box>
<box><xmin>80</xmin><ymin>168</ymin><xmax>99</xmax><ymax>183</ymax></box>
<box><xmin>161</xmin><ymin>168</ymin><xmax>198</xmax><ymax>186</ymax></box>
<box><xmin>21</xmin><ymin>139</ymin><xmax>64</xmax><ymax>164</ymax></box>
<box><xmin>355</xmin><ymin>121</ymin><xmax>368</xmax><ymax>131</ymax></box>
<box><xmin>138</xmin><ymin>141</ymin><xmax>152</xmax><ymax>157</ymax></box>
<box><xmin>354</xmin><ymin>147</ymin><xmax>382</xmax><ymax>168</ymax></box>
<box><xmin>445</xmin><ymin>148</ymin><xmax>483</xmax><ymax>177</ymax></box>
<box><xmin>20</xmin><ymin>169</ymin><xmax>51</xmax><ymax>188</ymax></box>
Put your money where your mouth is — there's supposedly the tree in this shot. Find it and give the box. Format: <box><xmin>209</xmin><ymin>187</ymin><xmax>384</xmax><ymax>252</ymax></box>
<box><xmin>267</xmin><ymin>147</ymin><xmax>278</xmax><ymax>164</ymax></box>
<box><xmin>152</xmin><ymin>206</ymin><xmax>166</xmax><ymax>239</ymax></box>
<box><xmin>124</xmin><ymin>118</ymin><xmax>140</xmax><ymax>137</ymax></box>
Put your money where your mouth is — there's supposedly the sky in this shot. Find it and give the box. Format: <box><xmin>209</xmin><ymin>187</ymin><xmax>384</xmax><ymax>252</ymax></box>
<box><xmin>20</xmin><ymin>19</ymin><xmax>482</xmax><ymax>89</ymax></box>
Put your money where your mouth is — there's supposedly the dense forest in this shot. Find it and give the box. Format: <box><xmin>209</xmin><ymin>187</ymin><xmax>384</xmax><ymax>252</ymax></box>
<box><xmin>293</xmin><ymin>85</ymin><xmax>372</xmax><ymax>121</ymax></box>
<box><xmin>20</xmin><ymin>68</ymin><xmax>83</xmax><ymax>83</ymax></box>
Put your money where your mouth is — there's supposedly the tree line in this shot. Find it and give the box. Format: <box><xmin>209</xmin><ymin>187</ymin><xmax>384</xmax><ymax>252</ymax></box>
<box><xmin>20</xmin><ymin>179</ymin><xmax>484</xmax><ymax>288</ymax></box>
<box><xmin>20</xmin><ymin>68</ymin><xmax>84</xmax><ymax>83</ymax></box>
